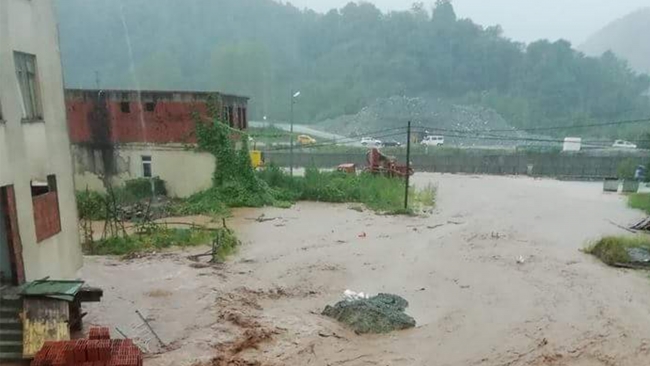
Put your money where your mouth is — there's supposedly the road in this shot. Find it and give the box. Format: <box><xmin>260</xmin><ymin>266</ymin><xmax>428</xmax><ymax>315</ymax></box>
<box><xmin>81</xmin><ymin>174</ymin><xmax>650</xmax><ymax>366</ymax></box>
<box><xmin>249</xmin><ymin>120</ymin><xmax>347</xmax><ymax>142</ymax></box>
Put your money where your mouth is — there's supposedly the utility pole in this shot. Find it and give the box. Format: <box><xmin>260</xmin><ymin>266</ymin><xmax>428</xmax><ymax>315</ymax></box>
<box><xmin>290</xmin><ymin>89</ymin><xmax>294</xmax><ymax>177</ymax></box>
<box><xmin>95</xmin><ymin>71</ymin><xmax>101</xmax><ymax>89</ymax></box>
<box><xmin>404</xmin><ymin>121</ymin><xmax>412</xmax><ymax>210</ymax></box>
<box><xmin>289</xmin><ymin>90</ymin><xmax>301</xmax><ymax>176</ymax></box>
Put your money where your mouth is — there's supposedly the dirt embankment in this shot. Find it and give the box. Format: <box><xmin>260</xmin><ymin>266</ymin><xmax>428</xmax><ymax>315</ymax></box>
<box><xmin>80</xmin><ymin>174</ymin><xmax>650</xmax><ymax>366</ymax></box>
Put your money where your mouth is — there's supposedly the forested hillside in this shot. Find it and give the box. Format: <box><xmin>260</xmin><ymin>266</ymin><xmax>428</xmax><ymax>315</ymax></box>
<box><xmin>55</xmin><ymin>0</ymin><xmax>650</xmax><ymax>136</ymax></box>
<box><xmin>580</xmin><ymin>8</ymin><xmax>650</xmax><ymax>76</ymax></box>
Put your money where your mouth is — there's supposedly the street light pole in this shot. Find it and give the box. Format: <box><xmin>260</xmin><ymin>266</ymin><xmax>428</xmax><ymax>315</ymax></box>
<box><xmin>289</xmin><ymin>90</ymin><xmax>300</xmax><ymax>176</ymax></box>
<box><xmin>290</xmin><ymin>89</ymin><xmax>294</xmax><ymax>177</ymax></box>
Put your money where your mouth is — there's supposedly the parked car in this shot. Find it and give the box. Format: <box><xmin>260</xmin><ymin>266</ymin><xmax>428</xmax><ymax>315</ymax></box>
<box><xmin>297</xmin><ymin>134</ymin><xmax>317</xmax><ymax>145</ymax></box>
<box><xmin>612</xmin><ymin>140</ymin><xmax>637</xmax><ymax>149</ymax></box>
<box><xmin>382</xmin><ymin>139</ymin><xmax>402</xmax><ymax>147</ymax></box>
<box><xmin>360</xmin><ymin>137</ymin><xmax>382</xmax><ymax>146</ymax></box>
<box><xmin>421</xmin><ymin>135</ymin><xmax>444</xmax><ymax>146</ymax></box>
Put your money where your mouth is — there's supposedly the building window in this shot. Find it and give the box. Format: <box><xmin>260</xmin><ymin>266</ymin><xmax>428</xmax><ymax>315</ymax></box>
<box><xmin>14</xmin><ymin>52</ymin><xmax>42</xmax><ymax>120</ymax></box>
<box><xmin>142</xmin><ymin>156</ymin><xmax>152</xmax><ymax>178</ymax></box>
<box><xmin>31</xmin><ymin>175</ymin><xmax>61</xmax><ymax>243</ymax></box>
<box><xmin>145</xmin><ymin>102</ymin><xmax>155</xmax><ymax>112</ymax></box>
<box><xmin>120</xmin><ymin>101</ymin><xmax>131</xmax><ymax>113</ymax></box>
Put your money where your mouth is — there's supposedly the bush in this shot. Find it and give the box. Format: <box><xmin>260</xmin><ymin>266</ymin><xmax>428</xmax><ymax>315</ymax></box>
<box><xmin>76</xmin><ymin>190</ymin><xmax>107</xmax><ymax>220</ymax></box>
<box><xmin>86</xmin><ymin>227</ymin><xmax>214</xmax><ymax>256</ymax></box>
<box><xmin>256</xmin><ymin>164</ymin><xmax>434</xmax><ymax>214</ymax></box>
<box><xmin>585</xmin><ymin>235</ymin><xmax>650</xmax><ymax>265</ymax></box>
<box><xmin>629</xmin><ymin>193</ymin><xmax>650</xmax><ymax>214</ymax></box>
<box><xmin>617</xmin><ymin>159</ymin><xmax>636</xmax><ymax>180</ymax></box>
<box><xmin>120</xmin><ymin>177</ymin><xmax>167</xmax><ymax>202</ymax></box>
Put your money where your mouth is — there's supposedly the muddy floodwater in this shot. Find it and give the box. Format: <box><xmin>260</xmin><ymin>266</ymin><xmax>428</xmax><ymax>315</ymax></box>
<box><xmin>79</xmin><ymin>173</ymin><xmax>650</xmax><ymax>366</ymax></box>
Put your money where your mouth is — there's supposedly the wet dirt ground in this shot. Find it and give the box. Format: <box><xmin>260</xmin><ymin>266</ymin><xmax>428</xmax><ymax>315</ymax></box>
<box><xmin>79</xmin><ymin>174</ymin><xmax>650</xmax><ymax>366</ymax></box>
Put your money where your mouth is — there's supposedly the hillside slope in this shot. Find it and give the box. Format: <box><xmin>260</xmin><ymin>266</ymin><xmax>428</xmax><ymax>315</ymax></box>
<box><xmin>580</xmin><ymin>8</ymin><xmax>650</xmax><ymax>75</ymax></box>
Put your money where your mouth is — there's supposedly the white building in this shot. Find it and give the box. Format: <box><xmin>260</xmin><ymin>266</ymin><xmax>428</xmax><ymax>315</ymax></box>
<box><xmin>0</xmin><ymin>0</ymin><xmax>82</xmax><ymax>286</ymax></box>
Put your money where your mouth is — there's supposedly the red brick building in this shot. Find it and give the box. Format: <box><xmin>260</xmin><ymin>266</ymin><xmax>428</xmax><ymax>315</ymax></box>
<box><xmin>65</xmin><ymin>89</ymin><xmax>249</xmax><ymax>145</ymax></box>
<box><xmin>65</xmin><ymin>89</ymin><xmax>250</xmax><ymax>197</ymax></box>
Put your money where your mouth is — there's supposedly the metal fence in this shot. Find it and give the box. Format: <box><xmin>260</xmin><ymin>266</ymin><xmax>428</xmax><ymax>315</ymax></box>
<box><xmin>264</xmin><ymin>151</ymin><xmax>649</xmax><ymax>179</ymax></box>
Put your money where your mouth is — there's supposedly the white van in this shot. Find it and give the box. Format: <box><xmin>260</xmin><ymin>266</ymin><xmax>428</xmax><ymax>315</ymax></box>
<box><xmin>422</xmin><ymin>135</ymin><xmax>444</xmax><ymax>146</ymax></box>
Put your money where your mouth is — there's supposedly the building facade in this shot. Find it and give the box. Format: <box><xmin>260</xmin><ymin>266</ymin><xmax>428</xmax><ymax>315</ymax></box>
<box><xmin>66</xmin><ymin>89</ymin><xmax>249</xmax><ymax>197</ymax></box>
<box><xmin>0</xmin><ymin>0</ymin><xmax>82</xmax><ymax>284</ymax></box>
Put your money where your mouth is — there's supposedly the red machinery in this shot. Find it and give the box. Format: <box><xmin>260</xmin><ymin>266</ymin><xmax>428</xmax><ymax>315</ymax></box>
<box><xmin>365</xmin><ymin>148</ymin><xmax>414</xmax><ymax>178</ymax></box>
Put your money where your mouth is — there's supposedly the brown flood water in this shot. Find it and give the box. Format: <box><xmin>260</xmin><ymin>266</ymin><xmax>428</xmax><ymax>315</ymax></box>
<box><xmin>79</xmin><ymin>173</ymin><xmax>650</xmax><ymax>366</ymax></box>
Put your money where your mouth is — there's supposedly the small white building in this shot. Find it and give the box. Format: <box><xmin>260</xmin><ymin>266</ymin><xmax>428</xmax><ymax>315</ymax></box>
<box><xmin>0</xmin><ymin>0</ymin><xmax>83</xmax><ymax>285</ymax></box>
<box><xmin>563</xmin><ymin>137</ymin><xmax>582</xmax><ymax>152</ymax></box>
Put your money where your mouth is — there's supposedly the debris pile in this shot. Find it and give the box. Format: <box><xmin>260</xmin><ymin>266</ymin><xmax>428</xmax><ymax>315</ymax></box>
<box><xmin>322</xmin><ymin>293</ymin><xmax>416</xmax><ymax>334</ymax></box>
<box><xmin>317</xmin><ymin>96</ymin><xmax>545</xmax><ymax>147</ymax></box>
<box><xmin>626</xmin><ymin>247</ymin><xmax>650</xmax><ymax>267</ymax></box>
<box><xmin>31</xmin><ymin>327</ymin><xmax>142</xmax><ymax>366</ymax></box>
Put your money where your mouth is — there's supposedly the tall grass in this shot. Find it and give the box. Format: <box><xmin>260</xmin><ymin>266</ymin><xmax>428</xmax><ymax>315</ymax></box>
<box><xmin>257</xmin><ymin>165</ymin><xmax>435</xmax><ymax>213</ymax></box>
<box><xmin>629</xmin><ymin>193</ymin><xmax>650</xmax><ymax>214</ymax></box>
<box><xmin>85</xmin><ymin>228</ymin><xmax>214</xmax><ymax>256</ymax></box>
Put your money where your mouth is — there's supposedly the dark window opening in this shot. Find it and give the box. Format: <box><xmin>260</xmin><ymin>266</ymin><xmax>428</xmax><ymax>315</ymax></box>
<box><xmin>142</xmin><ymin>155</ymin><xmax>152</xmax><ymax>178</ymax></box>
<box><xmin>227</xmin><ymin>106</ymin><xmax>234</xmax><ymax>127</ymax></box>
<box><xmin>145</xmin><ymin>102</ymin><xmax>155</xmax><ymax>112</ymax></box>
<box><xmin>120</xmin><ymin>101</ymin><xmax>131</xmax><ymax>113</ymax></box>
<box><xmin>31</xmin><ymin>175</ymin><xmax>61</xmax><ymax>242</ymax></box>
<box><xmin>30</xmin><ymin>181</ymin><xmax>50</xmax><ymax>197</ymax></box>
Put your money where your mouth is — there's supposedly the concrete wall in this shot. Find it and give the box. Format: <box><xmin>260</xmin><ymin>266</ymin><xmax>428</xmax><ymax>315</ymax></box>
<box><xmin>265</xmin><ymin>150</ymin><xmax>650</xmax><ymax>179</ymax></box>
<box><xmin>72</xmin><ymin>144</ymin><xmax>215</xmax><ymax>198</ymax></box>
<box><xmin>0</xmin><ymin>0</ymin><xmax>82</xmax><ymax>280</ymax></box>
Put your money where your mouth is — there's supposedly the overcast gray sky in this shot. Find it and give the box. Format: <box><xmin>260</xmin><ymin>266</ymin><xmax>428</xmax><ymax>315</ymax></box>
<box><xmin>284</xmin><ymin>0</ymin><xmax>650</xmax><ymax>45</ymax></box>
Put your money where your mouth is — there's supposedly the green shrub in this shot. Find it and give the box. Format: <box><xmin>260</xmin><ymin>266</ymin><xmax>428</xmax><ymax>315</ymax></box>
<box><xmin>256</xmin><ymin>165</ymin><xmax>434</xmax><ymax>213</ymax></box>
<box><xmin>121</xmin><ymin>177</ymin><xmax>167</xmax><ymax>202</ymax></box>
<box><xmin>76</xmin><ymin>190</ymin><xmax>107</xmax><ymax>220</ymax></box>
<box><xmin>585</xmin><ymin>235</ymin><xmax>650</xmax><ymax>265</ymax></box>
<box><xmin>617</xmin><ymin>159</ymin><xmax>636</xmax><ymax>180</ymax></box>
<box><xmin>629</xmin><ymin>193</ymin><xmax>650</xmax><ymax>214</ymax></box>
<box><xmin>86</xmin><ymin>227</ymin><xmax>214</xmax><ymax>256</ymax></box>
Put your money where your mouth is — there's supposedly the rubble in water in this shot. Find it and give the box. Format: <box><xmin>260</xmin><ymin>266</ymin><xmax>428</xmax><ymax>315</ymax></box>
<box><xmin>322</xmin><ymin>293</ymin><xmax>416</xmax><ymax>334</ymax></box>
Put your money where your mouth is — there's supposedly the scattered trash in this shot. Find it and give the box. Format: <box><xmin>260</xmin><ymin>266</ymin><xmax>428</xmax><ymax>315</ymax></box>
<box><xmin>607</xmin><ymin>219</ymin><xmax>637</xmax><ymax>233</ymax></box>
<box><xmin>516</xmin><ymin>255</ymin><xmax>526</xmax><ymax>264</ymax></box>
<box><xmin>322</xmin><ymin>293</ymin><xmax>416</xmax><ymax>334</ymax></box>
<box><xmin>358</xmin><ymin>232</ymin><xmax>367</xmax><ymax>238</ymax></box>
<box><xmin>626</xmin><ymin>247</ymin><xmax>650</xmax><ymax>266</ymax></box>
<box><xmin>631</xmin><ymin>217</ymin><xmax>650</xmax><ymax>231</ymax></box>
<box><xmin>427</xmin><ymin>224</ymin><xmax>445</xmax><ymax>230</ymax></box>
<box><xmin>247</xmin><ymin>214</ymin><xmax>278</xmax><ymax>223</ymax></box>
<box><xmin>317</xmin><ymin>331</ymin><xmax>345</xmax><ymax>339</ymax></box>
<box><xmin>343</xmin><ymin>289</ymin><xmax>371</xmax><ymax>301</ymax></box>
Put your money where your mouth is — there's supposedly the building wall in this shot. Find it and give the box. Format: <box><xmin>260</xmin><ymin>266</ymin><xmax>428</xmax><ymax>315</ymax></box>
<box><xmin>72</xmin><ymin>144</ymin><xmax>215</xmax><ymax>198</ymax></box>
<box><xmin>0</xmin><ymin>0</ymin><xmax>82</xmax><ymax>281</ymax></box>
<box><xmin>66</xmin><ymin>90</ymin><xmax>249</xmax><ymax>145</ymax></box>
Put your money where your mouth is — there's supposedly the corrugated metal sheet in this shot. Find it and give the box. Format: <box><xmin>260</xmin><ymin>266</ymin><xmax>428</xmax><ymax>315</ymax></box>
<box><xmin>20</xmin><ymin>280</ymin><xmax>84</xmax><ymax>302</ymax></box>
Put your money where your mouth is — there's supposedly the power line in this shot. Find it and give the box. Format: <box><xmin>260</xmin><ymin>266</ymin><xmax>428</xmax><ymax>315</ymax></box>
<box><xmin>417</xmin><ymin>117</ymin><xmax>650</xmax><ymax>134</ymax></box>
